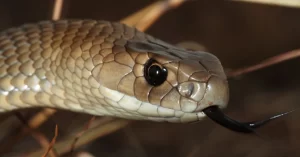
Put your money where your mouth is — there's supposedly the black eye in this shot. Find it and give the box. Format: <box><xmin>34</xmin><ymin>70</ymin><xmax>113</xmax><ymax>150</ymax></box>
<box><xmin>144</xmin><ymin>59</ymin><xmax>168</xmax><ymax>86</ymax></box>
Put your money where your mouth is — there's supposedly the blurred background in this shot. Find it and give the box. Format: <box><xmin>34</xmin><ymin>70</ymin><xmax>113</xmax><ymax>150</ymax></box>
<box><xmin>0</xmin><ymin>0</ymin><xmax>300</xmax><ymax>156</ymax></box>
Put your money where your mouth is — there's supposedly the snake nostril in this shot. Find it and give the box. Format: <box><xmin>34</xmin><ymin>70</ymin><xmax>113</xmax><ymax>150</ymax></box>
<box><xmin>186</xmin><ymin>83</ymin><xmax>194</xmax><ymax>97</ymax></box>
<box><xmin>178</xmin><ymin>82</ymin><xmax>194</xmax><ymax>98</ymax></box>
<box><xmin>178</xmin><ymin>82</ymin><xmax>206</xmax><ymax>102</ymax></box>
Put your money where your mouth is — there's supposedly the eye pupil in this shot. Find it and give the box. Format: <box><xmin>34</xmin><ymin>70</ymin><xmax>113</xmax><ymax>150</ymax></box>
<box><xmin>149</xmin><ymin>65</ymin><xmax>161</xmax><ymax>77</ymax></box>
<box><xmin>144</xmin><ymin>59</ymin><xmax>168</xmax><ymax>86</ymax></box>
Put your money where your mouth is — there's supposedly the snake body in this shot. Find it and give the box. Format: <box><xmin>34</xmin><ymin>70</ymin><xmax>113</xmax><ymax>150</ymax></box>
<box><xmin>0</xmin><ymin>20</ymin><xmax>229</xmax><ymax>123</ymax></box>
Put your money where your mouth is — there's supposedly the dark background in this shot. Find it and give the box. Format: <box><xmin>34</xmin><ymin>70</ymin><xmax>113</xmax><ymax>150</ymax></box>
<box><xmin>0</xmin><ymin>0</ymin><xmax>300</xmax><ymax>157</ymax></box>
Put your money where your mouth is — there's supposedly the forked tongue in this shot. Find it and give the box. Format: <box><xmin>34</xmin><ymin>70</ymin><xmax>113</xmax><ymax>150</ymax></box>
<box><xmin>203</xmin><ymin>106</ymin><xmax>295</xmax><ymax>133</ymax></box>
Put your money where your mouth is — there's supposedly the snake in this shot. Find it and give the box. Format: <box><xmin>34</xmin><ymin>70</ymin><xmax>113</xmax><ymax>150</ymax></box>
<box><xmin>0</xmin><ymin>19</ymin><xmax>289</xmax><ymax>133</ymax></box>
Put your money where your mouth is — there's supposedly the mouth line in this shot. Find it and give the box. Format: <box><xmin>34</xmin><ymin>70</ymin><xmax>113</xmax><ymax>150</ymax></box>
<box><xmin>202</xmin><ymin>106</ymin><xmax>294</xmax><ymax>133</ymax></box>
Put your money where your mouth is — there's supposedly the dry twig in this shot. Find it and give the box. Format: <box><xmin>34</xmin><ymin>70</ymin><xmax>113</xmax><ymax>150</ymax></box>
<box><xmin>14</xmin><ymin>113</ymin><xmax>58</xmax><ymax>157</ymax></box>
<box><xmin>121</xmin><ymin>0</ymin><xmax>188</xmax><ymax>31</ymax></box>
<box><xmin>28</xmin><ymin>119</ymin><xmax>130</xmax><ymax>157</ymax></box>
<box><xmin>42</xmin><ymin>125</ymin><xmax>59</xmax><ymax>157</ymax></box>
<box><xmin>227</xmin><ymin>49</ymin><xmax>300</xmax><ymax>78</ymax></box>
<box><xmin>69</xmin><ymin>116</ymin><xmax>96</xmax><ymax>155</ymax></box>
<box><xmin>52</xmin><ymin>0</ymin><xmax>64</xmax><ymax>20</ymax></box>
<box><xmin>232</xmin><ymin>0</ymin><xmax>300</xmax><ymax>8</ymax></box>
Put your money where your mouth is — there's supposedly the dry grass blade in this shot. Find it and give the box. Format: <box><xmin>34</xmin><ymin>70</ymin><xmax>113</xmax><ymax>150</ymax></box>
<box><xmin>232</xmin><ymin>0</ymin><xmax>300</xmax><ymax>8</ymax></box>
<box><xmin>121</xmin><ymin>0</ymin><xmax>187</xmax><ymax>31</ymax></box>
<box><xmin>52</xmin><ymin>0</ymin><xmax>64</xmax><ymax>20</ymax></box>
<box><xmin>42</xmin><ymin>125</ymin><xmax>59</xmax><ymax>157</ymax></box>
<box><xmin>0</xmin><ymin>109</ymin><xmax>57</xmax><ymax>154</ymax></box>
<box><xmin>14</xmin><ymin>113</ymin><xmax>58</xmax><ymax>157</ymax></box>
<box><xmin>227</xmin><ymin>49</ymin><xmax>300</xmax><ymax>78</ymax></box>
<box><xmin>28</xmin><ymin>109</ymin><xmax>57</xmax><ymax>129</ymax></box>
<box><xmin>69</xmin><ymin>116</ymin><xmax>96</xmax><ymax>155</ymax></box>
<box><xmin>120</xmin><ymin>1</ymin><xmax>161</xmax><ymax>27</ymax></box>
<box><xmin>27</xmin><ymin>119</ymin><xmax>130</xmax><ymax>157</ymax></box>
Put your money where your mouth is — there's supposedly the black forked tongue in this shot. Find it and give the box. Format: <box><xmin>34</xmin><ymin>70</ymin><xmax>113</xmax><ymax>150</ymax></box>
<box><xmin>203</xmin><ymin>106</ymin><xmax>294</xmax><ymax>133</ymax></box>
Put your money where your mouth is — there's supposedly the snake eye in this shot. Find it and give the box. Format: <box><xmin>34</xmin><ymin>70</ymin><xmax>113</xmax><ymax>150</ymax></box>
<box><xmin>144</xmin><ymin>59</ymin><xmax>168</xmax><ymax>86</ymax></box>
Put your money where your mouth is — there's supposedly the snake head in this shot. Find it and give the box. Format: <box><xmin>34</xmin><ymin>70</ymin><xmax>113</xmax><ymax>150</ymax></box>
<box><xmin>124</xmin><ymin>36</ymin><xmax>229</xmax><ymax>123</ymax></box>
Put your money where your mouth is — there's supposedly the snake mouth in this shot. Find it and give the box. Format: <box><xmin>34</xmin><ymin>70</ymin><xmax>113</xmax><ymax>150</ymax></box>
<box><xmin>202</xmin><ymin>106</ymin><xmax>294</xmax><ymax>133</ymax></box>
